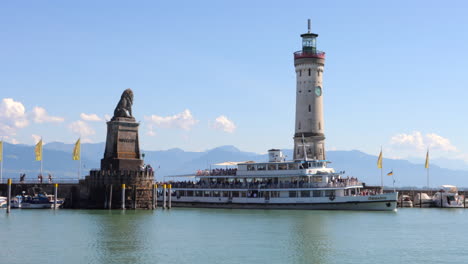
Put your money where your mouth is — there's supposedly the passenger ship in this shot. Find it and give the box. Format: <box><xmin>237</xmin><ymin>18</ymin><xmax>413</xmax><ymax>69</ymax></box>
<box><xmin>166</xmin><ymin>149</ymin><xmax>398</xmax><ymax>211</ymax></box>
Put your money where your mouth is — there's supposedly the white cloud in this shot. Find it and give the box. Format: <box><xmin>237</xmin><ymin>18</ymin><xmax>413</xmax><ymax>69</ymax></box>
<box><xmin>390</xmin><ymin>131</ymin><xmax>457</xmax><ymax>153</ymax></box>
<box><xmin>211</xmin><ymin>115</ymin><xmax>236</xmax><ymax>133</ymax></box>
<box><xmin>145</xmin><ymin>109</ymin><xmax>198</xmax><ymax>131</ymax></box>
<box><xmin>0</xmin><ymin>98</ymin><xmax>29</xmax><ymax>135</ymax></box>
<box><xmin>30</xmin><ymin>106</ymin><xmax>64</xmax><ymax>123</ymax></box>
<box><xmin>31</xmin><ymin>134</ymin><xmax>42</xmax><ymax>144</ymax></box>
<box><xmin>104</xmin><ymin>114</ymin><xmax>111</xmax><ymax>121</ymax></box>
<box><xmin>68</xmin><ymin>120</ymin><xmax>95</xmax><ymax>137</ymax></box>
<box><xmin>80</xmin><ymin>113</ymin><xmax>102</xmax><ymax>122</ymax></box>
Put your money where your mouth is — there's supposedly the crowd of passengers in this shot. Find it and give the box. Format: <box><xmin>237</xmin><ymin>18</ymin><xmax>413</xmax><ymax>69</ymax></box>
<box><xmin>196</xmin><ymin>168</ymin><xmax>237</xmax><ymax>176</ymax></box>
<box><xmin>171</xmin><ymin>176</ymin><xmax>360</xmax><ymax>189</ymax></box>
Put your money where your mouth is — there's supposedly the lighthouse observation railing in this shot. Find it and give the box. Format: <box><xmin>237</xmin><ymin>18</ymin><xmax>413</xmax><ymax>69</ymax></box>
<box><xmin>294</xmin><ymin>50</ymin><xmax>326</xmax><ymax>59</ymax></box>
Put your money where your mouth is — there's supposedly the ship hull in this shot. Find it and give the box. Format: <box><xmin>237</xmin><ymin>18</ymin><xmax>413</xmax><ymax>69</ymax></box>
<box><xmin>160</xmin><ymin>192</ymin><xmax>398</xmax><ymax>211</ymax></box>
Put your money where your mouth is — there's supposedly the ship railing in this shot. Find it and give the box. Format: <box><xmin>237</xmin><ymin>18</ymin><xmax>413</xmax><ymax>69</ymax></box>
<box><xmin>170</xmin><ymin>181</ymin><xmax>363</xmax><ymax>189</ymax></box>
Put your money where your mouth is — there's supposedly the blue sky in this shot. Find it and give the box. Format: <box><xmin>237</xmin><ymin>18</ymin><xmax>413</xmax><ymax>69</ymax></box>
<box><xmin>1</xmin><ymin>0</ymin><xmax>468</xmax><ymax>164</ymax></box>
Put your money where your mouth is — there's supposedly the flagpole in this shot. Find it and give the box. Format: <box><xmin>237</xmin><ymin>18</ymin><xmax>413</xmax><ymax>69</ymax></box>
<box><xmin>40</xmin><ymin>138</ymin><xmax>43</xmax><ymax>177</ymax></box>
<box><xmin>0</xmin><ymin>139</ymin><xmax>3</xmax><ymax>183</ymax></box>
<box><xmin>380</xmin><ymin>146</ymin><xmax>383</xmax><ymax>193</ymax></box>
<box><xmin>392</xmin><ymin>168</ymin><xmax>395</xmax><ymax>192</ymax></box>
<box><xmin>79</xmin><ymin>152</ymin><xmax>82</xmax><ymax>181</ymax></box>
<box><xmin>0</xmin><ymin>141</ymin><xmax>3</xmax><ymax>184</ymax></box>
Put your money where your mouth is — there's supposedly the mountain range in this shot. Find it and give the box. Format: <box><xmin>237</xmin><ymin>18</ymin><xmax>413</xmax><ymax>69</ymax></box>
<box><xmin>1</xmin><ymin>142</ymin><xmax>467</xmax><ymax>187</ymax></box>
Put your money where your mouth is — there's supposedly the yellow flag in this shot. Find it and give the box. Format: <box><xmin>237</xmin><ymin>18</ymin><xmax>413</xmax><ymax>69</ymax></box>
<box><xmin>425</xmin><ymin>150</ymin><xmax>429</xmax><ymax>169</ymax></box>
<box><xmin>377</xmin><ymin>150</ymin><xmax>383</xmax><ymax>169</ymax></box>
<box><xmin>73</xmin><ymin>138</ymin><xmax>81</xmax><ymax>161</ymax></box>
<box><xmin>35</xmin><ymin>139</ymin><xmax>43</xmax><ymax>161</ymax></box>
<box><xmin>0</xmin><ymin>140</ymin><xmax>3</xmax><ymax>162</ymax></box>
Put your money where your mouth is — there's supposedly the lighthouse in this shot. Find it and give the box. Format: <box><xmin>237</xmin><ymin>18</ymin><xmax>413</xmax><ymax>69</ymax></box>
<box><xmin>293</xmin><ymin>20</ymin><xmax>326</xmax><ymax>161</ymax></box>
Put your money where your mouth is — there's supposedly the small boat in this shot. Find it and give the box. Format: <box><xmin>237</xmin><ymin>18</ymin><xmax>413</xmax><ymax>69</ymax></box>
<box><xmin>0</xmin><ymin>196</ymin><xmax>7</xmax><ymax>208</ymax></box>
<box><xmin>19</xmin><ymin>193</ymin><xmax>64</xmax><ymax>209</ymax></box>
<box><xmin>398</xmin><ymin>195</ymin><xmax>413</xmax><ymax>207</ymax></box>
<box><xmin>432</xmin><ymin>185</ymin><xmax>464</xmax><ymax>208</ymax></box>
<box><xmin>413</xmin><ymin>192</ymin><xmax>432</xmax><ymax>207</ymax></box>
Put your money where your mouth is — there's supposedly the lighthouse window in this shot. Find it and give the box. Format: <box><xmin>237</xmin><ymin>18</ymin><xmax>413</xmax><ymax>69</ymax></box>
<box><xmin>308</xmin><ymin>105</ymin><xmax>311</xmax><ymax>112</ymax></box>
<box><xmin>318</xmin><ymin>122</ymin><xmax>321</xmax><ymax>130</ymax></box>
<box><xmin>299</xmin><ymin>70</ymin><xmax>302</xmax><ymax>76</ymax></box>
<box><xmin>298</xmin><ymin>122</ymin><xmax>301</xmax><ymax>130</ymax></box>
<box><xmin>308</xmin><ymin>69</ymin><xmax>311</xmax><ymax>76</ymax></box>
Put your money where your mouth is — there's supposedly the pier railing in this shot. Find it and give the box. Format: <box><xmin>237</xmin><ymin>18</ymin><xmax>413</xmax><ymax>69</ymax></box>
<box><xmin>0</xmin><ymin>178</ymin><xmax>80</xmax><ymax>184</ymax></box>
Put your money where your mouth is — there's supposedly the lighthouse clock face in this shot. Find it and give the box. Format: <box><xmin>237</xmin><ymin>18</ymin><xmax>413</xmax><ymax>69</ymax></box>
<box><xmin>315</xmin><ymin>86</ymin><xmax>322</xmax><ymax>96</ymax></box>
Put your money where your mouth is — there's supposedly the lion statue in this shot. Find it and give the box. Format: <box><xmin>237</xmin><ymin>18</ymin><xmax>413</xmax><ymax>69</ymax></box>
<box><xmin>113</xmin><ymin>88</ymin><xmax>134</xmax><ymax>119</ymax></box>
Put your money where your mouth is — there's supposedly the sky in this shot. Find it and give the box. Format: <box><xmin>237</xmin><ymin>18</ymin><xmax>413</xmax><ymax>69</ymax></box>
<box><xmin>1</xmin><ymin>0</ymin><xmax>468</xmax><ymax>166</ymax></box>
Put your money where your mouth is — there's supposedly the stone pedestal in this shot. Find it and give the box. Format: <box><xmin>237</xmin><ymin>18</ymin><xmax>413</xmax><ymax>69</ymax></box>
<box><xmin>101</xmin><ymin>117</ymin><xmax>143</xmax><ymax>171</ymax></box>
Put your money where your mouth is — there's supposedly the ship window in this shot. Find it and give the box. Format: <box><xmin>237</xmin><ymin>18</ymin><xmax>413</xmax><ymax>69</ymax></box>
<box><xmin>313</xmin><ymin>190</ymin><xmax>322</xmax><ymax>197</ymax></box>
<box><xmin>288</xmin><ymin>163</ymin><xmax>298</xmax><ymax>170</ymax></box>
<box><xmin>312</xmin><ymin>176</ymin><xmax>323</xmax><ymax>183</ymax></box>
<box><xmin>232</xmin><ymin>191</ymin><xmax>240</xmax><ymax>197</ymax></box>
<box><xmin>301</xmin><ymin>191</ymin><xmax>311</xmax><ymax>197</ymax></box>
<box><xmin>325</xmin><ymin>190</ymin><xmax>334</xmax><ymax>197</ymax></box>
<box><xmin>247</xmin><ymin>165</ymin><xmax>256</xmax><ymax>171</ymax></box>
<box><xmin>195</xmin><ymin>191</ymin><xmax>203</xmax><ymax>197</ymax></box>
<box><xmin>308</xmin><ymin>105</ymin><xmax>311</xmax><ymax>112</ymax></box>
<box><xmin>213</xmin><ymin>191</ymin><xmax>220</xmax><ymax>197</ymax></box>
<box><xmin>278</xmin><ymin>164</ymin><xmax>287</xmax><ymax>170</ymax></box>
<box><xmin>289</xmin><ymin>191</ymin><xmax>297</xmax><ymax>197</ymax></box>
<box><xmin>204</xmin><ymin>191</ymin><xmax>210</xmax><ymax>197</ymax></box>
<box><xmin>187</xmin><ymin>191</ymin><xmax>193</xmax><ymax>196</ymax></box>
<box><xmin>268</xmin><ymin>164</ymin><xmax>277</xmax><ymax>170</ymax></box>
<box><xmin>308</xmin><ymin>68</ymin><xmax>311</xmax><ymax>76</ymax></box>
<box><xmin>257</xmin><ymin>164</ymin><xmax>266</xmax><ymax>171</ymax></box>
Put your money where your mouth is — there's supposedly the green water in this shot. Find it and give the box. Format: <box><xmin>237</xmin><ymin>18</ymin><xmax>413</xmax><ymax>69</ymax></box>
<box><xmin>0</xmin><ymin>208</ymin><xmax>466</xmax><ymax>264</ymax></box>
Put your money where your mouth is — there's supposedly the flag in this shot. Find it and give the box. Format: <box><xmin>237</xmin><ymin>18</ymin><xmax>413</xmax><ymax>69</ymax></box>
<box><xmin>377</xmin><ymin>150</ymin><xmax>383</xmax><ymax>169</ymax></box>
<box><xmin>387</xmin><ymin>170</ymin><xmax>393</xmax><ymax>176</ymax></box>
<box><xmin>425</xmin><ymin>150</ymin><xmax>429</xmax><ymax>169</ymax></box>
<box><xmin>35</xmin><ymin>139</ymin><xmax>43</xmax><ymax>161</ymax></box>
<box><xmin>0</xmin><ymin>140</ymin><xmax>3</xmax><ymax>162</ymax></box>
<box><xmin>73</xmin><ymin>138</ymin><xmax>81</xmax><ymax>161</ymax></box>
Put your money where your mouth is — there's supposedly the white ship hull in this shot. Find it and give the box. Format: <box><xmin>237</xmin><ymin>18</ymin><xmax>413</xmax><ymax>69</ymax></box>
<box><xmin>162</xmin><ymin>192</ymin><xmax>398</xmax><ymax>211</ymax></box>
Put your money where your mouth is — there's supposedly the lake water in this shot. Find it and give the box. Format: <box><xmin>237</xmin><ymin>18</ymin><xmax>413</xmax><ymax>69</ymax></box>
<box><xmin>1</xmin><ymin>208</ymin><xmax>467</xmax><ymax>264</ymax></box>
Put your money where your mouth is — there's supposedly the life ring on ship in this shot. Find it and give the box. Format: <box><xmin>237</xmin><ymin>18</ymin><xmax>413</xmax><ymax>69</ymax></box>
<box><xmin>329</xmin><ymin>193</ymin><xmax>336</xmax><ymax>201</ymax></box>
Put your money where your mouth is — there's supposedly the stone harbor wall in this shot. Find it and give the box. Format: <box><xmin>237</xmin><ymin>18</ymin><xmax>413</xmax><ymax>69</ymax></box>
<box><xmin>80</xmin><ymin>169</ymin><xmax>154</xmax><ymax>209</ymax></box>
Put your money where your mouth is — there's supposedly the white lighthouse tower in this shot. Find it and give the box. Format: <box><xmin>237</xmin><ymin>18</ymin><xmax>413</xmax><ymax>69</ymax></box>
<box><xmin>293</xmin><ymin>20</ymin><xmax>326</xmax><ymax>161</ymax></box>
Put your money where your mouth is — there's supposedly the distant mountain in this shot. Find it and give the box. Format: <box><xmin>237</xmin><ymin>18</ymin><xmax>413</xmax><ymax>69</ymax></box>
<box><xmin>2</xmin><ymin>142</ymin><xmax>468</xmax><ymax>187</ymax></box>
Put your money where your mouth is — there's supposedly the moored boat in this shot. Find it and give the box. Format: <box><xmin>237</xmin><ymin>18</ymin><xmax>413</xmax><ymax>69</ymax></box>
<box><xmin>432</xmin><ymin>185</ymin><xmax>464</xmax><ymax>208</ymax></box>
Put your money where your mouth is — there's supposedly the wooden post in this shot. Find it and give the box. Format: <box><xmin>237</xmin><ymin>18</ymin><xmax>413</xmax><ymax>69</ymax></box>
<box><xmin>121</xmin><ymin>184</ymin><xmax>126</xmax><ymax>210</ymax></box>
<box><xmin>163</xmin><ymin>184</ymin><xmax>167</xmax><ymax>209</ymax></box>
<box><xmin>419</xmin><ymin>192</ymin><xmax>422</xmax><ymax>208</ymax></box>
<box><xmin>6</xmin><ymin>178</ymin><xmax>11</xmax><ymax>214</ymax></box>
<box><xmin>168</xmin><ymin>184</ymin><xmax>172</xmax><ymax>209</ymax></box>
<box><xmin>109</xmin><ymin>184</ymin><xmax>113</xmax><ymax>209</ymax></box>
<box><xmin>54</xmin><ymin>183</ymin><xmax>58</xmax><ymax>209</ymax></box>
<box><xmin>440</xmin><ymin>193</ymin><xmax>443</xmax><ymax>208</ymax></box>
<box><xmin>152</xmin><ymin>184</ymin><xmax>157</xmax><ymax>210</ymax></box>
<box><xmin>133</xmin><ymin>185</ymin><xmax>137</xmax><ymax>209</ymax></box>
<box><xmin>464</xmin><ymin>191</ymin><xmax>466</xmax><ymax>208</ymax></box>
